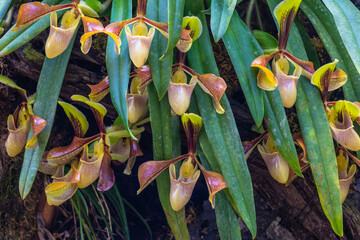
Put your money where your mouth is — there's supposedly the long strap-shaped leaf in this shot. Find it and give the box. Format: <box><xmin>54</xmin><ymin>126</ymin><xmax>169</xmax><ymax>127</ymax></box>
<box><xmin>146</xmin><ymin>0</ymin><xmax>172</xmax><ymax>99</ymax></box>
<box><xmin>0</xmin><ymin>0</ymin><xmax>12</xmax><ymax>22</ymax></box>
<box><xmin>106</xmin><ymin>0</ymin><xmax>135</xmax><ymax>139</ymax></box>
<box><xmin>19</xmin><ymin>29</ymin><xmax>78</xmax><ymax>199</ymax></box>
<box><xmin>322</xmin><ymin>0</ymin><xmax>360</xmax><ymax>74</ymax></box>
<box><xmin>222</xmin><ymin>12</ymin><xmax>264</xmax><ymax>127</ymax></box>
<box><xmin>198</xmin><ymin>147</ymin><xmax>242</xmax><ymax>240</ymax></box>
<box><xmin>266</xmin><ymin>0</ymin><xmax>343</xmax><ymax>235</ymax></box>
<box><xmin>264</xmin><ymin>89</ymin><xmax>302</xmax><ymax>176</ymax></box>
<box><xmin>0</xmin><ymin>0</ymin><xmax>64</xmax><ymax>56</ymax></box>
<box><xmin>159</xmin><ymin>0</ymin><xmax>184</xmax><ymax>60</ymax></box>
<box><xmin>147</xmin><ymin>1</ymin><xmax>188</xmax><ymax>238</ymax></box>
<box><xmin>290</xmin><ymin>26</ymin><xmax>343</xmax><ymax>237</ymax></box>
<box><xmin>185</xmin><ymin>2</ymin><xmax>256</xmax><ymax>237</ymax></box>
<box><xmin>148</xmin><ymin>84</ymin><xmax>190</xmax><ymax>240</ymax></box>
<box><xmin>300</xmin><ymin>0</ymin><xmax>360</xmax><ymax>102</ymax></box>
<box><xmin>210</xmin><ymin>0</ymin><xmax>237</xmax><ymax>42</ymax></box>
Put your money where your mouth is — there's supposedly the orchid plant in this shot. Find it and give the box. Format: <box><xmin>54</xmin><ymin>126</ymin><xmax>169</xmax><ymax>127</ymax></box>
<box><xmin>1</xmin><ymin>0</ymin><xmax>360</xmax><ymax>238</ymax></box>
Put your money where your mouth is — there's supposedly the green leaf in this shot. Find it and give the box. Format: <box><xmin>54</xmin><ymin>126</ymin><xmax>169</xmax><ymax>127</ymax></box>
<box><xmin>0</xmin><ymin>0</ymin><xmax>12</xmax><ymax>23</ymax></box>
<box><xmin>267</xmin><ymin>0</ymin><xmax>343</xmax><ymax>235</ymax></box>
<box><xmin>322</xmin><ymin>0</ymin><xmax>360</xmax><ymax>74</ymax></box>
<box><xmin>159</xmin><ymin>0</ymin><xmax>185</xmax><ymax>60</ymax></box>
<box><xmin>210</xmin><ymin>0</ymin><xmax>236</xmax><ymax>42</ymax></box>
<box><xmin>222</xmin><ymin>11</ymin><xmax>264</xmax><ymax>127</ymax></box>
<box><xmin>85</xmin><ymin>0</ymin><xmax>103</xmax><ymax>13</ymax></box>
<box><xmin>0</xmin><ymin>0</ymin><xmax>65</xmax><ymax>57</ymax></box>
<box><xmin>148</xmin><ymin>83</ymin><xmax>190</xmax><ymax>240</ymax></box>
<box><xmin>0</xmin><ymin>75</ymin><xmax>26</xmax><ymax>97</ymax></box>
<box><xmin>252</xmin><ymin>30</ymin><xmax>278</xmax><ymax>54</ymax></box>
<box><xmin>146</xmin><ymin>1</ymin><xmax>189</xmax><ymax>238</ymax></box>
<box><xmin>197</xmin><ymin>148</ymin><xmax>242</xmax><ymax>240</ymax></box>
<box><xmin>146</xmin><ymin>0</ymin><xmax>172</xmax><ymax>99</ymax></box>
<box><xmin>264</xmin><ymin>90</ymin><xmax>302</xmax><ymax>176</ymax></box>
<box><xmin>106</xmin><ymin>0</ymin><xmax>135</xmax><ymax>139</ymax></box>
<box><xmin>19</xmin><ymin>28</ymin><xmax>78</xmax><ymax>199</ymax></box>
<box><xmin>290</xmin><ymin>28</ymin><xmax>343</xmax><ymax>237</ymax></box>
<box><xmin>186</xmin><ymin>2</ymin><xmax>256</xmax><ymax>237</ymax></box>
<box><xmin>300</xmin><ymin>0</ymin><xmax>360</xmax><ymax>102</ymax></box>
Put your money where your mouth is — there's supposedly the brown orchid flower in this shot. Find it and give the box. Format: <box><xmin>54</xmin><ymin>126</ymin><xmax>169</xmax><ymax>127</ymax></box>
<box><xmin>137</xmin><ymin>113</ymin><xmax>227</xmax><ymax>211</ymax></box>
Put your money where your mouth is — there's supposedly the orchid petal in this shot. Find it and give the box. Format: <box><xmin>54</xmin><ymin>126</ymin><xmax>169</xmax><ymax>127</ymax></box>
<box><xmin>123</xmin><ymin>139</ymin><xmax>143</xmax><ymax>175</ymax></box>
<box><xmin>45</xmin><ymin>11</ymin><xmax>80</xmax><ymax>58</ymax></box>
<box><xmin>47</xmin><ymin>135</ymin><xmax>99</xmax><ymax>166</ymax></box>
<box><xmin>330</xmin><ymin>124</ymin><xmax>360</xmax><ymax>151</ymax></box>
<box><xmin>127</xmin><ymin>93</ymin><xmax>148</xmax><ymax>124</ymax></box>
<box><xmin>38</xmin><ymin>152</ymin><xmax>58</xmax><ymax>175</ymax></box>
<box><xmin>182</xmin><ymin>16</ymin><xmax>202</xmax><ymax>41</ymax></box>
<box><xmin>274</xmin><ymin>60</ymin><xmax>300</xmax><ymax>108</ymax></box>
<box><xmin>181</xmin><ymin>113</ymin><xmax>202</xmax><ymax>154</ymax></box>
<box><xmin>12</xmin><ymin>2</ymin><xmax>73</xmax><ymax>31</ymax></box>
<box><xmin>125</xmin><ymin>25</ymin><xmax>155</xmax><ymax>67</ymax></box>
<box><xmin>5</xmin><ymin>113</ymin><xmax>31</xmax><ymax>157</ymax></box>
<box><xmin>169</xmin><ymin>164</ymin><xmax>200</xmax><ymax>211</ymax></box>
<box><xmin>311</xmin><ymin>59</ymin><xmax>339</xmax><ymax>92</ymax></box>
<box><xmin>45</xmin><ymin>165</ymin><xmax>79</xmax><ymax>206</ymax></box>
<box><xmin>58</xmin><ymin>101</ymin><xmax>89</xmax><ymax>138</ymax></box>
<box><xmin>196</xmin><ymin>73</ymin><xmax>227</xmax><ymax>114</ymax></box>
<box><xmin>80</xmin><ymin>16</ymin><xmax>105</xmax><ymax>54</ymax></box>
<box><xmin>329</xmin><ymin>69</ymin><xmax>347</xmax><ymax>91</ymax></box>
<box><xmin>77</xmin><ymin>141</ymin><xmax>103</xmax><ymax>188</ymax></box>
<box><xmin>25</xmin><ymin>114</ymin><xmax>47</xmax><ymax>150</ymax></box>
<box><xmin>339</xmin><ymin>164</ymin><xmax>356</xmax><ymax>203</ymax></box>
<box><xmin>274</xmin><ymin>0</ymin><xmax>301</xmax><ymax>50</ymax></box>
<box><xmin>97</xmin><ymin>148</ymin><xmax>115</xmax><ymax>191</ymax></box>
<box><xmin>251</xmin><ymin>54</ymin><xmax>278</xmax><ymax>90</ymax></box>
<box><xmin>137</xmin><ymin>154</ymin><xmax>189</xmax><ymax>194</ymax></box>
<box><xmin>258</xmin><ymin>137</ymin><xmax>290</xmax><ymax>184</ymax></box>
<box><xmin>134</xmin><ymin>66</ymin><xmax>153</xmax><ymax>89</ymax></box>
<box><xmin>168</xmin><ymin>78</ymin><xmax>196</xmax><ymax>116</ymax></box>
<box><xmin>88</xmin><ymin>76</ymin><xmax>110</xmax><ymax>102</ymax></box>
<box><xmin>283</xmin><ymin>51</ymin><xmax>315</xmax><ymax>79</ymax></box>
<box><xmin>201</xmin><ymin>169</ymin><xmax>227</xmax><ymax>208</ymax></box>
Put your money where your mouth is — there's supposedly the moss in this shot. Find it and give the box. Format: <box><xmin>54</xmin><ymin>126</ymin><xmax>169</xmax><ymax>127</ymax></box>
<box><xmin>0</xmin><ymin>155</ymin><xmax>43</xmax><ymax>240</ymax></box>
<box><xmin>22</xmin><ymin>43</ymin><xmax>45</xmax><ymax>63</ymax></box>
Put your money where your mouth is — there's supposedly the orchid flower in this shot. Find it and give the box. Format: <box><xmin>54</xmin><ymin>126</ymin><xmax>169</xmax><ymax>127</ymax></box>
<box><xmin>336</xmin><ymin>150</ymin><xmax>356</xmax><ymax>203</ymax></box>
<box><xmin>80</xmin><ymin>0</ymin><xmax>202</xmax><ymax>67</ymax></box>
<box><xmin>257</xmin><ymin>135</ymin><xmax>290</xmax><ymax>184</ymax></box>
<box><xmin>327</xmin><ymin>101</ymin><xmax>360</xmax><ymax>151</ymax></box>
<box><xmin>251</xmin><ymin>0</ymin><xmax>316</xmax><ymax>108</ymax></box>
<box><xmin>137</xmin><ymin>113</ymin><xmax>227</xmax><ymax>211</ymax></box>
<box><xmin>0</xmin><ymin>76</ymin><xmax>46</xmax><ymax>157</ymax></box>
<box><xmin>12</xmin><ymin>0</ymin><xmax>101</xmax><ymax>58</ymax></box>
<box><xmin>136</xmin><ymin>64</ymin><xmax>227</xmax><ymax>115</ymax></box>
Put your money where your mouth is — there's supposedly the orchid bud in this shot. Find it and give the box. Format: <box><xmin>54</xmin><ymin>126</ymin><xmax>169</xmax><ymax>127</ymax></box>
<box><xmin>5</xmin><ymin>108</ymin><xmax>31</xmax><ymax>157</ymax></box>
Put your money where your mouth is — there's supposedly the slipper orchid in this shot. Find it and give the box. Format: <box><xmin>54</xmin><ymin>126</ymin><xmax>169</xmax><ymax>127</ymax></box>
<box><xmin>127</xmin><ymin>75</ymin><xmax>148</xmax><ymax>124</ymax></box>
<box><xmin>328</xmin><ymin>101</ymin><xmax>360</xmax><ymax>151</ymax></box>
<box><xmin>251</xmin><ymin>0</ymin><xmax>315</xmax><ymax>108</ymax></box>
<box><xmin>1</xmin><ymin>76</ymin><xmax>46</xmax><ymax>157</ymax></box>
<box><xmin>337</xmin><ymin>150</ymin><xmax>356</xmax><ymax>203</ymax></box>
<box><xmin>45</xmin><ymin>9</ymin><xmax>81</xmax><ymax>58</ymax></box>
<box><xmin>257</xmin><ymin>135</ymin><xmax>290</xmax><ymax>184</ymax></box>
<box><xmin>80</xmin><ymin>0</ymin><xmax>202</xmax><ymax>67</ymax></box>
<box><xmin>12</xmin><ymin>0</ymin><xmax>103</xmax><ymax>58</ymax></box>
<box><xmin>137</xmin><ymin>113</ymin><xmax>227</xmax><ymax>211</ymax></box>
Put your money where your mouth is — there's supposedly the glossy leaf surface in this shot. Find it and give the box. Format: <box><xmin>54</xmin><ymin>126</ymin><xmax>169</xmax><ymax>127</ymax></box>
<box><xmin>106</xmin><ymin>0</ymin><xmax>135</xmax><ymax>139</ymax></box>
<box><xmin>210</xmin><ymin>0</ymin><xmax>236</xmax><ymax>42</ymax></box>
<box><xmin>19</xmin><ymin>29</ymin><xmax>78</xmax><ymax>199</ymax></box>
<box><xmin>186</xmin><ymin>2</ymin><xmax>256</xmax><ymax>237</ymax></box>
